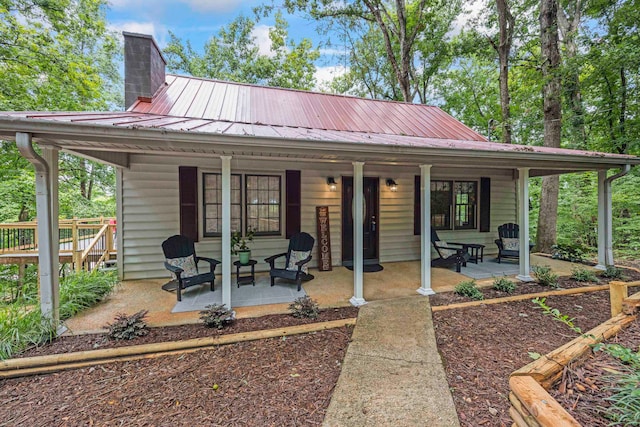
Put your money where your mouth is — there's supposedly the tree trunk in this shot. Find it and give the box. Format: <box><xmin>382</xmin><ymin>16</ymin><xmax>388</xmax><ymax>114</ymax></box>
<box><xmin>496</xmin><ymin>0</ymin><xmax>514</xmax><ymax>143</ymax></box>
<box><xmin>537</xmin><ymin>0</ymin><xmax>562</xmax><ymax>253</ymax></box>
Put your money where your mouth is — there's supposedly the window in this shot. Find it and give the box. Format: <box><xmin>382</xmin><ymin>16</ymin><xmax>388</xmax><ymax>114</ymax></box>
<box><xmin>414</xmin><ymin>178</ymin><xmax>479</xmax><ymax>232</ymax></box>
<box><xmin>202</xmin><ymin>173</ymin><xmax>281</xmax><ymax>237</ymax></box>
<box><xmin>453</xmin><ymin>181</ymin><xmax>477</xmax><ymax>230</ymax></box>
<box><xmin>246</xmin><ymin>175</ymin><xmax>281</xmax><ymax>235</ymax></box>
<box><xmin>431</xmin><ymin>181</ymin><xmax>452</xmax><ymax>229</ymax></box>
<box><xmin>202</xmin><ymin>173</ymin><xmax>242</xmax><ymax>236</ymax></box>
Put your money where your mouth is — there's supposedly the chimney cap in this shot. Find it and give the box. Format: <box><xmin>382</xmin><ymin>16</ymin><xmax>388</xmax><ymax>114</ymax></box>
<box><xmin>122</xmin><ymin>31</ymin><xmax>167</xmax><ymax>64</ymax></box>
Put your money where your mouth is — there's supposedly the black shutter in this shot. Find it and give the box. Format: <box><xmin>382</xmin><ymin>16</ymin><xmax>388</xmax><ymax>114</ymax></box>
<box><xmin>285</xmin><ymin>170</ymin><xmax>301</xmax><ymax>238</ymax></box>
<box><xmin>179</xmin><ymin>166</ymin><xmax>198</xmax><ymax>242</ymax></box>
<box><xmin>414</xmin><ymin>175</ymin><xmax>421</xmax><ymax>235</ymax></box>
<box><xmin>479</xmin><ymin>177</ymin><xmax>491</xmax><ymax>232</ymax></box>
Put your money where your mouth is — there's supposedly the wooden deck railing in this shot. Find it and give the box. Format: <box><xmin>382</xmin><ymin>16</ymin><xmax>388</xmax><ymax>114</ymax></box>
<box><xmin>0</xmin><ymin>217</ymin><xmax>116</xmax><ymax>272</ymax></box>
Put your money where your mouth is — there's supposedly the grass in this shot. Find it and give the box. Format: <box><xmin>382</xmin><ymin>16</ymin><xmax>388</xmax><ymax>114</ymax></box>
<box><xmin>0</xmin><ymin>269</ymin><xmax>118</xmax><ymax>360</ymax></box>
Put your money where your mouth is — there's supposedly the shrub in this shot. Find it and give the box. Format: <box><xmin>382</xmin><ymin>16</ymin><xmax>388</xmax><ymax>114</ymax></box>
<box><xmin>106</xmin><ymin>310</ymin><xmax>149</xmax><ymax>340</ymax></box>
<box><xmin>200</xmin><ymin>304</ymin><xmax>235</xmax><ymax>329</ymax></box>
<box><xmin>288</xmin><ymin>296</ymin><xmax>320</xmax><ymax>319</ymax></box>
<box><xmin>602</xmin><ymin>265</ymin><xmax>625</xmax><ymax>280</ymax></box>
<box><xmin>570</xmin><ymin>266</ymin><xmax>599</xmax><ymax>283</ymax></box>
<box><xmin>454</xmin><ymin>280</ymin><xmax>484</xmax><ymax>300</ymax></box>
<box><xmin>0</xmin><ymin>305</ymin><xmax>55</xmax><ymax>360</ymax></box>
<box><xmin>551</xmin><ymin>243</ymin><xmax>587</xmax><ymax>263</ymax></box>
<box><xmin>59</xmin><ymin>270</ymin><xmax>118</xmax><ymax>320</ymax></box>
<box><xmin>532</xmin><ymin>265</ymin><xmax>559</xmax><ymax>288</ymax></box>
<box><xmin>493</xmin><ymin>277</ymin><xmax>516</xmax><ymax>293</ymax></box>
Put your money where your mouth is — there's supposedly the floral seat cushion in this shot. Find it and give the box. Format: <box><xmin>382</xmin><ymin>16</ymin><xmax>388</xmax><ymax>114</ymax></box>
<box><xmin>166</xmin><ymin>254</ymin><xmax>199</xmax><ymax>279</ymax></box>
<box><xmin>286</xmin><ymin>250</ymin><xmax>311</xmax><ymax>274</ymax></box>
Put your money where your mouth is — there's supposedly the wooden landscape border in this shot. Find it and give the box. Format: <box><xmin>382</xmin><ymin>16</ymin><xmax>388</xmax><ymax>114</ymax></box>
<box><xmin>508</xmin><ymin>281</ymin><xmax>640</xmax><ymax>427</ymax></box>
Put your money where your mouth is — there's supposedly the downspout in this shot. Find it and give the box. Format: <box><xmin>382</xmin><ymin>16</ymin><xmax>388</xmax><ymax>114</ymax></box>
<box><xmin>603</xmin><ymin>164</ymin><xmax>631</xmax><ymax>267</ymax></box>
<box><xmin>16</xmin><ymin>132</ymin><xmax>59</xmax><ymax>324</ymax></box>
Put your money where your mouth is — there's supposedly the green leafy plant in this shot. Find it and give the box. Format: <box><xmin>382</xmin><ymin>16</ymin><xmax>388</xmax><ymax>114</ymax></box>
<box><xmin>0</xmin><ymin>305</ymin><xmax>55</xmax><ymax>360</ymax></box>
<box><xmin>288</xmin><ymin>296</ymin><xmax>320</xmax><ymax>319</ymax></box>
<box><xmin>59</xmin><ymin>270</ymin><xmax>118</xmax><ymax>320</ymax></box>
<box><xmin>532</xmin><ymin>297</ymin><xmax>582</xmax><ymax>334</ymax></box>
<box><xmin>493</xmin><ymin>277</ymin><xmax>516</xmax><ymax>293</ymax></box>
<box><xmin>551</xmin><ymin>243</ymin><xmax>587</xmax><ymax>262</ymax></box>
<box><xmin>570</xmin><ymin>266</ymin><xmax>599</xmax><ymax>283</ymax></box>
<box><xmin>532</xmin><ymin>265</ymin><xmax>559</xmax><ymax>288</ymax></box>
<box><xmin>231</xmin><ymin>228</ymin><xmax>254</xmax><ymax>255</ymax></box>
<box><xmin>454</xmin><ymin>280</ymin><xmax>484</xmax><ymax>300</ymax></box>
<box><xmin>106</xmin><ymin>310</ymin><xmax>149</xmax><ymax>340</ymax></box>
<box><xmin>601</xmin><ymin>265</ymin><xmax>625</xmax><ymax>280</ymax></box>
<box><xmin>200</xmin><ymin>304</ymin><xmax>235</xmax><ymax>329</ymax></box>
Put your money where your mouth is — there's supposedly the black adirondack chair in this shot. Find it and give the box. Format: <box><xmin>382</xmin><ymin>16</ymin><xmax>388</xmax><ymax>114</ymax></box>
<box><xmin>494</xmin><ymin>223</ymin><xmax>534</xmax><ymax>263</ymax></box>
<box><xmin>264</xmin><ymin>232</ymin><xmax>315</xmax><ymax>291</ymax></box>
<box><xmin>162</xmin><ymin>235</ymin><xmax>221</xmax><ymax>301</ymax></box>
<box><xmin>431</xmin><ymin>229</ymin><xmax>470</xmax><ymax>273</ymax></box>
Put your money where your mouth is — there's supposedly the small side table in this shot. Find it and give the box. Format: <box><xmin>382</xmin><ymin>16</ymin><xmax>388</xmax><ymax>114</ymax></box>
<box><xmin>464</xmin><ymin>244</ymin><xmax>485</xmax><ymax>264</ymax></box>
<box><xmin>234</xmin><ymin>259</ymin><xmax>257</xmax><ymax>288</ymax></box>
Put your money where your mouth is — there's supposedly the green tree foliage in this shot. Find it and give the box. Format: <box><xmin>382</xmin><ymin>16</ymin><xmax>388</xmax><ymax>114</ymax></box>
<box><xmin>164</xmin><ymin>13</ymin><xmax>319</xmax><ymax>90</ymax></box>
<box><xmin>0</xmin><ymin>0</ymin><xmax>120</xmax><ymax>221</ymax></box>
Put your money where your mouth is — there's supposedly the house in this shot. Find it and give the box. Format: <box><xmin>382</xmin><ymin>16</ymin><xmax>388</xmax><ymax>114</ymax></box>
<box><xmin>1</xmin><ymin>32</ymin><xmax>638</xmax><ymax>322</ymax></box>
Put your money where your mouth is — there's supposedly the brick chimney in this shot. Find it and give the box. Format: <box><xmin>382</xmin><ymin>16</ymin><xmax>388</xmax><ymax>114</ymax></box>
<box><xmin>123</xmin><ymin>32</ymin><xmax>166</xmax><ymax>109</ymax></box>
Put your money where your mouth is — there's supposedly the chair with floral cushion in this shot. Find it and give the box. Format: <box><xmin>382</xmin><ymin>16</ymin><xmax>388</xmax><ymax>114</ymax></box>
<box><xmin>264</xmin><ymin>232</ymin><xmax>315</xmax><ymax>291</ymax></box>
<box><xmin>495</xmin><ymin>223</ymin><xmax>534</xmax><ymax>263</ymax></box>
<box><xmin>162</xmin><ymin>235</ymin><xmax>221</xmax><ymax>301</ymax></box>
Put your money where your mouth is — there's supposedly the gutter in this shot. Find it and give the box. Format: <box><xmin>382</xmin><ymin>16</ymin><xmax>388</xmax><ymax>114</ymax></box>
<box><xmin>605</xmin><ymin>164</ymin><xmax>631</xmax><ymax>184</ymax></box>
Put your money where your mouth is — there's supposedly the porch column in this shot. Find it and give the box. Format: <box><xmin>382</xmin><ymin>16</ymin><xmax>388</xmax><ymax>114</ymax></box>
<box><xmin>42</xmin><ymin>146</ymin><xmax>60</xmax><ymax>323</ymax></box>
<box><xmin>221</xmin><ymin>156</ymin><xmax>232</xmax><ymax>308</ymax></box>
<box><xmin>516</xmin><ymin>167</ymin><xmax>533</xmax><ymax>282</ymax></box>
<box><xmin>596</xmin><ymin>170</ymin><xmax>607</xmax><ymax>270</ymax></box>
<box><xmin>16</xmin><ymin>133</ymin><xmax>58</xmax><ymax>323</ymax></box>
<box><xmin>417</xmin><ymin>164</ymin><xmax>434</xmax><ymax>295</ymax></box>
<box><xmin>350</xmin><ymin>161</ymin><xmax>366</xmax><ymax>306</ymax></box>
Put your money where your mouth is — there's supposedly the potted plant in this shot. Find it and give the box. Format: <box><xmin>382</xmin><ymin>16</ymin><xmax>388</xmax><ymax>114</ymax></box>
<box><xmin>231</xmin><ymin>228</ymin><xmax>254</xmax><ymax>265</ymax></box>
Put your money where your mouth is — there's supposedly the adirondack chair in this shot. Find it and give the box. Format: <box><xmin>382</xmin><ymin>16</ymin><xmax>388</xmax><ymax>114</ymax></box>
<box><xmin>431</xmin><ymin>229</ymin><xmax>470</xmax><ymax>273</ymax></box>
<box><xmin>264</xmin><ymin>232</ymin><xmax>315</xmax><ymax>291</ymax></box>
<box><xmin>494</xmin><ymin>223</ymin><xmax>534</xmax><ymax>263</ymax></box>
<box><xmin>162</xmin><ymin>235</ymin><xmax>220</xmax><ymax>301</ymax></box>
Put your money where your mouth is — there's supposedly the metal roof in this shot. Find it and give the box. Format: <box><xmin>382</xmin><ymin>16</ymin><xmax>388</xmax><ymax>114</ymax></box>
<box><xmin>129</xmin><ymin>75</ymin><xmax>487</xmax><ymax>142</ymax></box>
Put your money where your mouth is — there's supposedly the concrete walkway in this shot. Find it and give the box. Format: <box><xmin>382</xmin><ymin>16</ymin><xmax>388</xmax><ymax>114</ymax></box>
<box><xmin>323</xmin><ymin>296</ymin><xmax>460</xmax><ymax>427</ymax></box>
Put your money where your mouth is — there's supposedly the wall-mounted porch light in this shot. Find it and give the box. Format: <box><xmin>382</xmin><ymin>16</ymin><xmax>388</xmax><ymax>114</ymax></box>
<box><xmin>386</xmin><ymin>178</ymin><xmax>398</xmax><ymax>192</ymax></box>
<box><xmin>327</xmin><ymin>177</ymin><xmax>337</xmax><ymax>192</ymax></box>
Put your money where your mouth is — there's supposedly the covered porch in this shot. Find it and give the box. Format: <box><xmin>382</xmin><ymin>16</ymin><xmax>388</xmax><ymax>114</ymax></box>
<box><xmin>63</xmin><ymin>255</ymin><xmax>581</xmax><ymax>333</ymax></box>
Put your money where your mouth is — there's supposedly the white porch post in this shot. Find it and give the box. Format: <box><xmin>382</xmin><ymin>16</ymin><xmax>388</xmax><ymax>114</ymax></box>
<box><xmin>350</xmin><ymin>161</ymin><xmax>366</xmax><ymax>306</ymax></box>
<box><xmin>417</xmin><ymin>164</ymin><xmax>434</xmax><ymax>295</ymax></box>
<box><xmin>221</xmin><ymin>156</ymin><xmax>232</xmax><ymax>308</ymax></box>
<box><xmin>16</xmin><ymin>133</ymin><xmax>58</xmax><ymax>323</ymax></box>
<box><xmin>516</xmin><ymin>167</ymin><xmax>533</xmax><ymax>282</ymax></box>
<box><xmin>596</xmin><ymin>170</ymin><xmax>607</xmax><ymax>270</ymax></box>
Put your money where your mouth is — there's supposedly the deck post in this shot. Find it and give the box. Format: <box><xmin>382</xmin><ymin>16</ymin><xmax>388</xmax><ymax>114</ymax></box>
<box><xmin>418</xmin><ymin>164</ymin><xmax>434</xmax><ymax>295</ymax></box>
<box><xmin>516</xmin><ymin>167</ymin><xmax>533</xmax><ymax>282</ymax></box>
<box><xmin>16</xmin><ymin>132</ymin><xmax>59</xmax><ymax>324</ymax></box>
<box><xmin>221</xmin><ymin>156</ymin><xmax>232</xmax><ymax>309</ymax></box>
<box><xmin>350</xmin><ymin>161</ymin><xmax>366</xmax><ymax>306</ymax></box>
<box><xmin>596</xmin><ymin>170</ymin><xmax>607</xmax><ymax>270</ymax></box>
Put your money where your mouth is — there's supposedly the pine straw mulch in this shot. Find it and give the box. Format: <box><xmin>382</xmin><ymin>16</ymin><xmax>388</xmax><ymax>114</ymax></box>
<box><xmin>0</xmin><ymin>307</ymin><xmax>358</xmax><ymax>426</ymax></box>
<box><xmin>431</xmin><ymin>269</ymin><xmax>640</xmax><ymax>427</ymax></box>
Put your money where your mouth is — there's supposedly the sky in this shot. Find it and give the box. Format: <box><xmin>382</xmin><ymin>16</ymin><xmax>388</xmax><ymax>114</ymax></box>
<box><xmin>106</xmin><ymin>0</ymin><xmax>348</xmax><ymax>87</ymax></box>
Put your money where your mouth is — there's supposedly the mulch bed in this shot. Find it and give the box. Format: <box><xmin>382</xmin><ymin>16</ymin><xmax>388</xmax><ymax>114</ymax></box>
<box><xmin>550</xmin><ymin>318</ymin><xmax>640</xmax><ymax>426</ymax></box>
<box><xmin>1</xmin><ymin>307</ymin><xmax>358</xmax><ymax>426</ymax></box>
<box><xmin>432</xmin><ymin>271</ymin><xmax>640</xmax><ymax>427</ymax></box>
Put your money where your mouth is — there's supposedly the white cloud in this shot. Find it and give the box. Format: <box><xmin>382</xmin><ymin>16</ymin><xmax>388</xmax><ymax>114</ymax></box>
<box><xmin>179</xmin><ymin>0</ymin><xmax>244</xmax><ymax>12</ymax></box>
<box><xmin>251</xmin><ymin>25</ymin><xmax>274</xmax><ymax>56</ymax></box>
<box><xmin>314</xmin><ymin>65</ymin><xmax>348</xmax><ymax>90</ymax></box>
<box><xmin>108</xmin><ymin>21</ymin><xmax>168</xmax><ymax>47</ymax></box>
<box><xmin>449</xmin><ymin>0</ymin><xmax>487</xmax><ymax>38</ymax></box>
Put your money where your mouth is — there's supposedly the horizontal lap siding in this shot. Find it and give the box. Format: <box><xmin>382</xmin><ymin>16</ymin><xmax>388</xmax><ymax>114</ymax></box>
<box><xmin>121</xmin><ymin>155</ymin><xmax>516</xmax><ymax>280</ymax></box>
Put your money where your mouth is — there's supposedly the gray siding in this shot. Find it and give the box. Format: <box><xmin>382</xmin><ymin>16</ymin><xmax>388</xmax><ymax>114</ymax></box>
<box><xmin>121</xmin><ymin>155</ymin><xmax>516</xmax><ymax>280</ymax></box>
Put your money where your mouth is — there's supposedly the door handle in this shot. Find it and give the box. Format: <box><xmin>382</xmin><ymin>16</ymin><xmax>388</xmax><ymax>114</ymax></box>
<box><xmin>371</xmin><ymin>216</ymin><xmax>376</xmax><ymax>232</ymax></box>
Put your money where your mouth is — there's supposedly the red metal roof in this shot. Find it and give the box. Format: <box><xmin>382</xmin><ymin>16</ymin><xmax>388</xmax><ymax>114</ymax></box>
<box><xmin>128</xmin><ymin>75</ymin><xmax>487</xmax><ymax>142</ymax></box>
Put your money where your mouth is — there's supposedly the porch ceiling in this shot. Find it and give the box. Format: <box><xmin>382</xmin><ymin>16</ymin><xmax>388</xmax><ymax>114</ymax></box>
<box><xmin>0</xmin><ymin>113</ymin><xmax>638</xmax><ymax>174</ymax></box>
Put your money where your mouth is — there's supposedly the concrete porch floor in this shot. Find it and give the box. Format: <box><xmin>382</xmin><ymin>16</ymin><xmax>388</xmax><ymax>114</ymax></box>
<box><xmin>63</xmin><ymin>255</ymin><xmax>585</xmax><ymax>335</ymax></box>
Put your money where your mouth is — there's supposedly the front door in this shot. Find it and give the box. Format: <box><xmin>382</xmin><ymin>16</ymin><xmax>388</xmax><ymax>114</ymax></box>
<box><xmin>342</xmin><ymin>176</ymin><xmax>379</xmax><ymax>265</ymax></box>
